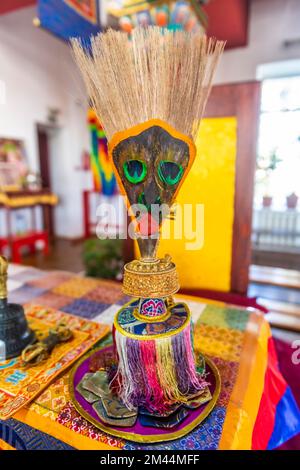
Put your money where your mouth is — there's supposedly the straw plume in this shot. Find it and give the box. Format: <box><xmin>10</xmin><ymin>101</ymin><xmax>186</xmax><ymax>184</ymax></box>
<box><xmin>72</xmin><ymin>28</ymin><xmax>225</xmax><ymax>142</ymax></box>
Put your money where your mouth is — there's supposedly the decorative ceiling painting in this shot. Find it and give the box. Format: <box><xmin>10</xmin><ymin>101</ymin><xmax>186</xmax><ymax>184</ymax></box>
<box><xmin>63</xmin><ymin>0</ymin><xmax>98</xmax><ymax>24</ymax></box>
<box><xmin>1</xmin><ymin>1</ymin><xmax>249</xmax><ymax>49</ymax></box>
<box><xmin>104</xmin><ymin>0</ymin><xmax>208</xmax><ymax>33</ymax></box>
<box><xmin>37</xmin><ymin>0</ymin><xmax>101</xmax><ymax>42</ymax></box>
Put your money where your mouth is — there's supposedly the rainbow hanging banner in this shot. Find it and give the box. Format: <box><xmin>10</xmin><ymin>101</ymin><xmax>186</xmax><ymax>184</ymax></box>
<box><xmin>87</xmin><ymin>109</ymin><xmax>117</xmax><ymax>196</ymax></box>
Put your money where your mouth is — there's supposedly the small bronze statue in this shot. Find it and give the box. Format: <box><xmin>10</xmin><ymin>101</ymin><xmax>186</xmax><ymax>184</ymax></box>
<box><xmin>0</xmin><ymin>256</ymin><xmax>35</xmax><ymax>359</ymax></box>
<box><xmin>21</xmin><ymin>323</ymin><xmax>73</xmax><ymax>367</ymax></box>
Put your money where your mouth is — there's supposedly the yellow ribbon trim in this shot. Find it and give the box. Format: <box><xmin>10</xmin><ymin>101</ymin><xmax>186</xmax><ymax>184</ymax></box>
<box><xmin>219</xmin><ymin>312</ymin><xmax>271</xmax><ymax>450</ymax></box>
<box><xmin>133</xmin><ymin>307</ymin><xmax>171</xmax><ymax>323</ymax></box>
<box><xmin>0</xmin><ymin>193</ymin><xmax>58</xmax><ymax>207</ymax></box>
<box><xmin>0</xmin><ymin>437</ymin><xmax>15</xmax><ymax>450</ymax></box>
<box><xmin>175</xmin><ymin>292</ymin><xmax>226</xmax><ymax>307</ymax></box>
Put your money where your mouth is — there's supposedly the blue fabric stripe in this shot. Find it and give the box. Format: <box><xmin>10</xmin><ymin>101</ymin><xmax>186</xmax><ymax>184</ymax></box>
<box><xmin>267</xmin><ymin>387</ymin><xmax>300</xmax><ymax>449</ymax></box>
<box><xmin>0</xmin><ymin>419</ymin><xmax>74</xmax><ymax>450</ymax></box>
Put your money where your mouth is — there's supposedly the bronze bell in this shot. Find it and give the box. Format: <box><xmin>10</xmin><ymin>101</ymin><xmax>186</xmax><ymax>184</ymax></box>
<box><xmin>0</xmin><ymin>256</ymin><xmax>35</xmax><ymax>359</ymax></box>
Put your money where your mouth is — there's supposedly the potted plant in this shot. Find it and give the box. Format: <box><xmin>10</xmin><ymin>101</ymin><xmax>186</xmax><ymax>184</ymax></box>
<box><xmin>286</xmin><ymin>192</ymin><xmax>298</xmax><ymax>209</ymax></box>
<box><xmin>256</xmin><ymin>149</ymin><xmax>282</xmax><ymax>208</ymax></box>
<box><xmin>262</xmin><ymin>195</ymin><xmax>273</xmax><ymax>208</ymax></box>
<box><xmin>82</xmin><ymin>238</ymin><xmax>123</xmax><ymax>280</ymax></box>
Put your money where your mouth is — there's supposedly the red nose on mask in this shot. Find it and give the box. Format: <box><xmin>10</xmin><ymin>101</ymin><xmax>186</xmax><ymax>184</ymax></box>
<box><xmin>138</xmin><ymin>212</ymin><xmax>159</xmax><ymax>236</ymax></box>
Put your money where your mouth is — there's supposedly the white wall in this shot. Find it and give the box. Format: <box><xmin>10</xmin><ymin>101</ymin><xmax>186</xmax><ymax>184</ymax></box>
<box><xmin>0</xmin><ymin>6</ymin><xmax>91</xmax><ymax>238</ymax></box>
<box><xmin>1</xmin><ymin>1</ymin><xmax>300</xmax><ymax>238</ymax></box>
<box><xmin>215</xmin><ymin>0</ymin><xmax>300</xmax><ymax>84</ymax></box>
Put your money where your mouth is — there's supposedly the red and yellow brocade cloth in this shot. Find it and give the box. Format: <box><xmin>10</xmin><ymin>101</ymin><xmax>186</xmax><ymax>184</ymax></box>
<box><xmin>0</xmin><ymin>267</ymin><xmax>299</xmax><ymax>450</ymax></box>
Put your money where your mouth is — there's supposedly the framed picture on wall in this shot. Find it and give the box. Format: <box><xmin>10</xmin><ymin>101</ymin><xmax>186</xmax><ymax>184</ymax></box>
<box><xmin>0</xmin><ymin>138</ymin><xmax>28</xmax><ymax>190</ymax></box>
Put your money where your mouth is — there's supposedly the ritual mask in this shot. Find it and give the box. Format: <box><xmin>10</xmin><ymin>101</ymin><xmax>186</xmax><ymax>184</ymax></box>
<box><xmin>109</xmin><ymin>119</ymin><xmax>196</xmax><ymax>258</ymax></box>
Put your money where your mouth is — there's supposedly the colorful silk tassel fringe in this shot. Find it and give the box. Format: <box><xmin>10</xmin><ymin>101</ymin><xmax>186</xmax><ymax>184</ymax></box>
<box><xmin>112</xmin><ymin>322</ymin><xmax>208</xmax><ymax>413</ymax></box>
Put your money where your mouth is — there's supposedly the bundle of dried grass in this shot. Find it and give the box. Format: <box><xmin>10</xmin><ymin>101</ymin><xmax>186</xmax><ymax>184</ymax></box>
<box><xmin>72</xmin><ymin>28</ymin><xmax>225</xmax><ymax>142</ymax></box>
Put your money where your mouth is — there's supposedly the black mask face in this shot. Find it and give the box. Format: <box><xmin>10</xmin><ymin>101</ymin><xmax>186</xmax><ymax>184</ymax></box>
<box><xmin>110</xmin><ymin>121</ymin><xmax>195</xmax><ymax>257</ymax></box>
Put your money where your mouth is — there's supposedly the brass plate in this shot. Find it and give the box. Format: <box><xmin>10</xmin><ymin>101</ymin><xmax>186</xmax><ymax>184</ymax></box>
<box><xmin>69</xmin><ymin>346</ymin><xmax>221</xmax><ymax>444</ymax></box>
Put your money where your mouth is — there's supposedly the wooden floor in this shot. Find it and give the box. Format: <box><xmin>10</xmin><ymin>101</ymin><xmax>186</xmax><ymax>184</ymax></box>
<box><xmin>21</xmin><ymin>238</ymin><xmax>85</xmax><ymax>273</ymax></box>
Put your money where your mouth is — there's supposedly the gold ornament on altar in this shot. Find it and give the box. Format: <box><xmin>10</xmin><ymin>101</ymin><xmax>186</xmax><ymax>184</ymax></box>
<box><xmin>123</xmin><ymin>255</ymin><xmax>179</xmax><ymax>298</ymax></box>
<box><xmin>105</xmin><ymin>0</ymin><xmax>208</xmax><ymax>34</ymax></box>
<box><xmin>0</xmin><ymin>256</ymin><xmax>8</xmax><ymax>300</ymax></box>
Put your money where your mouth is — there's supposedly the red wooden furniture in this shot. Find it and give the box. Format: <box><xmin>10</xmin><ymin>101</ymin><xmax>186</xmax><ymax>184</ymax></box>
<box><xmin>0</xmin><ymin>189</ymin><xmax>56</xmax><ymax>263</ymax></box>
<box><xmin>0</xmin><ymin>232</ymin><xmax>49</xmax><ymax>264</ymax></box>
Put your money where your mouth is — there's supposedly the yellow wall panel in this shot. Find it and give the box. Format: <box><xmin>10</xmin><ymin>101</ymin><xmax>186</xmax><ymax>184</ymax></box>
<box><xmin>158</xmin><ymin>117</ymin><xmax>237</xmax><ymax>291</ymax></box>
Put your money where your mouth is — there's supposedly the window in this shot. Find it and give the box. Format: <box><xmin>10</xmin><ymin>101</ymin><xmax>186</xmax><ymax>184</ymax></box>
<box><xmin>255</xmin><ymin>76</ymin><xmax>300</xmax><ymax>209</ymax></box>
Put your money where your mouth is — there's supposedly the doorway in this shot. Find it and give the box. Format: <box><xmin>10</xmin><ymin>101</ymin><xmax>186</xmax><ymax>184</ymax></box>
<box><xmin>252</xmin><ymin>76</ymin><xmax>300</xmax><ymax>269</ymax></box>
<box><xmin>37</xmin><ymin>126</ymin><xmax>52</xmax><ymax>191</ymax></box>
<box><xmin>36</xmin><ymin>124</ymin><xmax>55</xmax><ymax>238</ymax></box>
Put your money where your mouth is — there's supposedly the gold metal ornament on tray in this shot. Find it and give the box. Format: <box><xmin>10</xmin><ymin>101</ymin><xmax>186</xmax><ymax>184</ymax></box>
<box><xmin>21</xmin><ymin>323</ymin><xmax>73</xmax><ymax>367</ymax></box>
<box><xmin>71</xmin><ymin>27</ymin><xmax>224</xmax><ymax>442</ymax></box>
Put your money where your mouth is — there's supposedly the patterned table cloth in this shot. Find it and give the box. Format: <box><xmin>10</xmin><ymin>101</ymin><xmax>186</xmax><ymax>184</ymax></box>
<box><xmin>0</xmin><ymin>264</ymin><xmax>300</xmax><ymax>450</ymax></box>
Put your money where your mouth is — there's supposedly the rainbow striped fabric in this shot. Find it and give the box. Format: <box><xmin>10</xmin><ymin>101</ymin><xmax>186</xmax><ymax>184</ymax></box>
<box><xmin>88</xmin><ymin>109</ymin><xmax>117</xmax><ymax>196</ymax></box>
<box><xmin>0</xmin><ymin>265</ymin><xmax>299</xmax><ymax>450</ymax></box>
